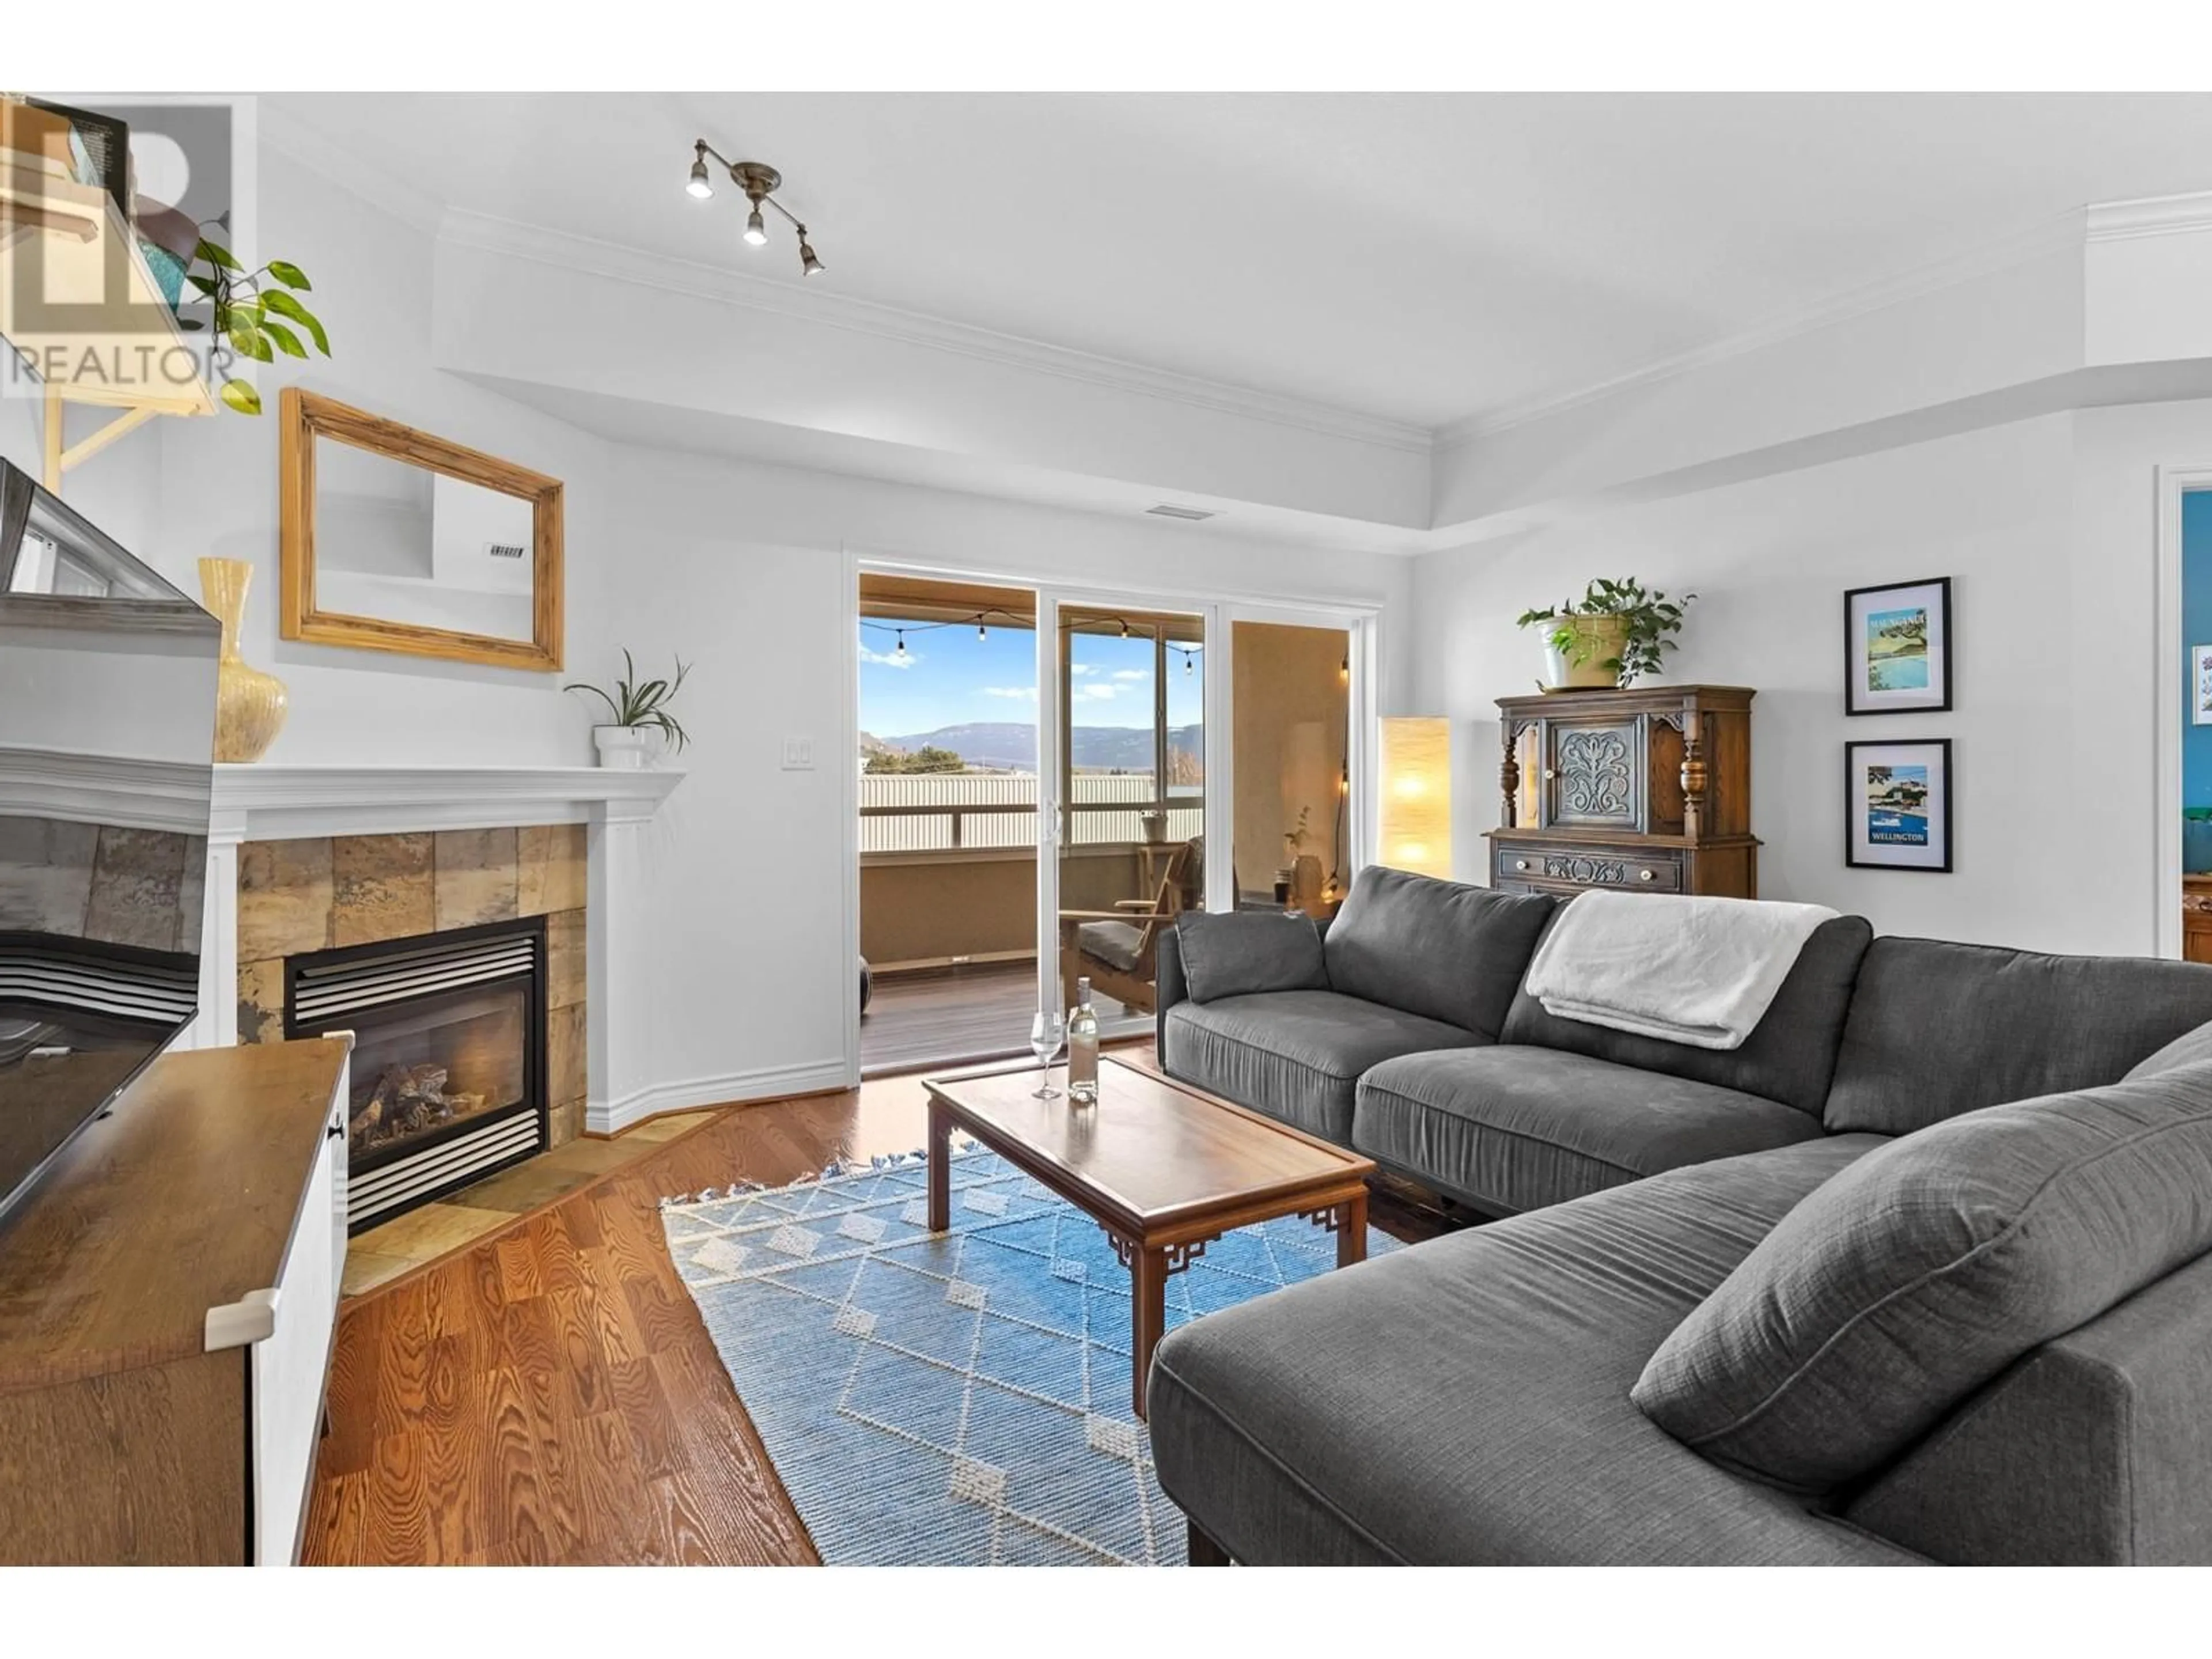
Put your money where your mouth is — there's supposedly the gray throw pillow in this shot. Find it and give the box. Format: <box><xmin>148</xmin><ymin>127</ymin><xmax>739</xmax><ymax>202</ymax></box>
<box><xmin>2124</xmin><ymin>1016</ymin><xmax>2212</xmax><ymax>1081</ymax></box>
<box><xmin>1631</xmin><ymin>1060</ymin><xmax>2212</xmax><ymax>1493</ymax></box>
<box><xmin>1173</xmin><ymin>911</ymin><xmax>1327</xmax><ymax>1003</ymax></box>
<box><xmin>1323</xmin><ymin>866</ymin><xmax>1554</xmax><ymax>1039</ymax></box>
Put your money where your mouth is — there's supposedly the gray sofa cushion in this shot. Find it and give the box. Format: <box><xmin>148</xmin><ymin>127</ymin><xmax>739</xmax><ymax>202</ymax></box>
<box><xmin>1354</xmin><ymin>1046</ymin><xmax>1830</xmax><ymax>1215</ymax></box>
<box><xmin>1164</xmin><ymin>990</ymin><xmax>1483</xmax><ymax>1143</ymax></box>
<box><xmin>1824</xmin><ymin>935</ymin><xmax>2212</xmax><ymax>1135</ymax></box>
<box><xmin>1634</xmin><ymin>1060</ymin><xmax>2212</xmax><ymax>1494</ymax></box>
<box><xmin>1147</xmin><ymin>1137</ymin><xmax>1915</xmax><ymax>1565</ymax></box>
<box><xmin>1843</xmin><ymin>1248</ymin><xmax>2212</xmax><ymax>1565</ymax></box>
<box><xmin>1499</xmin><ymin>915</ymin><xmax>1872</xmax><ymax>1116</ymax></box>
<box><xmin>1173</xmin><ymin>910</ymin><xmax>1327</xmax><ymax>1002</ymax></box>
<box><xmin>1323</xmin><ymin>866</ymin><xmax>1555</xmax><ymax>1041</ymax></box>
<box><xmin>2126</xmin><ymin>1015</ymin><xmax>2212</xmax><ymax>1081</ymax></box>
<box><xmin>1074</xmin><ymin>918</ymin><xmax>1144</xmax><ymax>973</ymax></box>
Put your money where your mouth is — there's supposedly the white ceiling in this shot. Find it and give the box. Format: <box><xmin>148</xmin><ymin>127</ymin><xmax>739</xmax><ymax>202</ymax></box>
<box><xmin>272</xmin><ymin>91</ymin><xmax>2212</xmax><ymax>433</ymax></box>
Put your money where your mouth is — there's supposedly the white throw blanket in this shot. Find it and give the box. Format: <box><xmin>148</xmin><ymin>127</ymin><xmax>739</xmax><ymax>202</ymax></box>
<box><xmin>1522</xmin><ymin>892</ymin><xmax>1839</xmax><ymax>1051</ymax></box>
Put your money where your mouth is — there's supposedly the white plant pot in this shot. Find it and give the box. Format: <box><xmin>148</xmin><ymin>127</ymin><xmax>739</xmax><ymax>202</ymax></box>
<box><xmin>593</xmin><ymin>725</ymin><xmax>653</xmax><ymax>770</ymax></box>
<box><xmin>1536</xmin><ymin>615</ymin><xmax>1630</xmax><ymax>690</ymax></box>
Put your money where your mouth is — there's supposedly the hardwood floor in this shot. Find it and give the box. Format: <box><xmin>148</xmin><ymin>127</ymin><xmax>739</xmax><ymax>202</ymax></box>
<box><xmin>302</xmin><ymin>1077</ymin><xmax>938</xmax><ymax>1565</ymax></box>
<box><xmin>302</xmin><ymin>1053</ymin><xmax>1459</xmax><ymax>1566</ymax></box>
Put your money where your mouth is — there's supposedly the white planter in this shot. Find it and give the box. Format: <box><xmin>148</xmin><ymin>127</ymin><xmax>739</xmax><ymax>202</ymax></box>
<box><xmin>593</xmin><ymin>725</ymin><xmax>653</xmax><ymax>770</ymax></box>
<box><xmin>1535</xmin><ymin>615</ymin><xmax>1630</xmax><ymax>690</ymax></box>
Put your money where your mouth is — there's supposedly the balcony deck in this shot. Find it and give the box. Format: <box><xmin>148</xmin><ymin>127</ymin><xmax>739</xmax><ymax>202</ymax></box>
<box><xmin>860</xmin><ymin>960</ymin><xmax>1139</xmax><ymax>1077</ymax></box>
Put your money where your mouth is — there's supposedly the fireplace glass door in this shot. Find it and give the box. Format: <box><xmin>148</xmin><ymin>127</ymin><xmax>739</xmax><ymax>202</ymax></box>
<box><xmin>349</xmin><ymin>982</ymin><xmax>527</xmax><ymax>1160</ymax></box>
<box><xmin>287</xmin><ymin>916</ymin><xmax>547</xmax><ymax>1230</ymax></box>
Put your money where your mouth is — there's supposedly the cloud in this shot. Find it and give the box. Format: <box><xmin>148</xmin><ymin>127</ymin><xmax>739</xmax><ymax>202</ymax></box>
<box><xmin>979</xmin><ymin>685</ymin><xmax>1037</xmax><ymax>700</ymax></box>
<box><xmin>1075</xmin><ymin>682</ymin><xmax>1124</xmax><ymax>701</ymax></box>
<box><xmin>859</xmin><ymin>645</ymin><xmax>917</xmax><ymax>669</ymax></box>
<box><xmin>1070</xmin><ymin>662</ymin><xmax>1097</xmax><ymax>676</ymax></box>
<box><xmin>1110</xmin><ymin>669</ymin><xmax>1148</xmax><ymax>681</ymax></box>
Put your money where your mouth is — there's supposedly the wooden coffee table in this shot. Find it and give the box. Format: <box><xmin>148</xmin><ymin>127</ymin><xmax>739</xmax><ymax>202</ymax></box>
<box><xmin>922</xmin><ymin>1054</ymin><xmax>1376</xmax><ymax>1418</ymax></box>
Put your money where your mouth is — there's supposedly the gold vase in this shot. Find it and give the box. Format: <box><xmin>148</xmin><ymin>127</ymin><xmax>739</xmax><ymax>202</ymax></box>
<box><xmin>198</xmin><ymin>557</ymin><xmax>289</xmax><ymax>763</ymax></box>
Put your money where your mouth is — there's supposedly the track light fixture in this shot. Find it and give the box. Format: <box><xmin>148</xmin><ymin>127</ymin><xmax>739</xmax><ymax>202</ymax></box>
<box><xmin>685</xmin><ymin>139</ymin><xmax>825</xmax><ymax>277</ymax></box>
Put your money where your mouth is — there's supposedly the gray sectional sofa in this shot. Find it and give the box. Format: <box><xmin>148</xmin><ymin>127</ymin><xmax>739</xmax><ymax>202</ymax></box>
<box><xmin>1148</xmin><ymin>866</ymin><xmax>2212</xmax><ymax>1565</ymax></box>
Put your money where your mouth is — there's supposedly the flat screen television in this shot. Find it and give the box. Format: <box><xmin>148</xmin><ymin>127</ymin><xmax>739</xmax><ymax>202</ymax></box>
<box><xmin>0</xmin><ymin>459</ymin><xmax>217</xmax><ymax>1225</ymax></box>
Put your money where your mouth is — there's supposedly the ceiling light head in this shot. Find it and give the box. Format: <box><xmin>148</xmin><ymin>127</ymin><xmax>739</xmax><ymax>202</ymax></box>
<box><xmin>799</xmin><ymin>233</ymin><xmax>824</xmax><ymax>277</ymax></box>
<box><xmin>685</xmin><ymin>143</ymin><xmax>714</xmax><ymax>200</ymax></box>
<box><xmin>744</xmin><ymin>207</ymin><xmax>768</xmax><ymax>247</ymax></box>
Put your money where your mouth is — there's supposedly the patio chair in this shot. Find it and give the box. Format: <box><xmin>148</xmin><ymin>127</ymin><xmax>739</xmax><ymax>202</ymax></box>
<box><xmin>1058</xmin><ymin>836</ymin><xmax>1199</xmax><ymax>1016</ymax></box>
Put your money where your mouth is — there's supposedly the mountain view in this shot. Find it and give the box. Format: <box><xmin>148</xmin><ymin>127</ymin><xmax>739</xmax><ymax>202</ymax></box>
<box><xmin>867</xmin><ymin>722</ymin><xmax>1203</xmax><ymax>773</ymax></box>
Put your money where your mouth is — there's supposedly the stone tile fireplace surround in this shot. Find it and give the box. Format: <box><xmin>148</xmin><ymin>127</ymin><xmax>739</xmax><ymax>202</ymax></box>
<box><xmin>235</xmin><ymin>827</ymin><xmax>587</xmax><ymax>1142</ymax></box>
<box><xmin>192</xmin><ymin>766</ymin><xmax>681</xmax><ymax>1154</ymax></box>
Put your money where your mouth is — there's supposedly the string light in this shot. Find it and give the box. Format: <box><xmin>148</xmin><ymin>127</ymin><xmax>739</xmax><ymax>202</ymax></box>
<box><xmin>894</xmin><ymin>630</ymin><xmax>906</xmax><ymax>659</ymax></box>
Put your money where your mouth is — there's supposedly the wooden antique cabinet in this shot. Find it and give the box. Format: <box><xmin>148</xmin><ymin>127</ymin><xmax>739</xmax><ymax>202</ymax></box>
<box><xmin>0</xmin><ymin>1037</ymin><xmax>351</xmax><ymax>1565</ymax></box>
<box><xmin>1487</xmin><ymin>684</ymin><xmax>1759</xmax><ymax>900</ymax></box>
<box><xmin>2183</xmin><ymin>874</ymin><xmax>2212</xmax><ymax>964</ymax></box>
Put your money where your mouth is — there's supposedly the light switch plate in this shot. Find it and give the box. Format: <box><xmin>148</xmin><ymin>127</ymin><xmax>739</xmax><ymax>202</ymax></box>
<box><xmin>781</xmin><ymin>736</ymin><xmax>815</xmax><ymax>770</ymax></box>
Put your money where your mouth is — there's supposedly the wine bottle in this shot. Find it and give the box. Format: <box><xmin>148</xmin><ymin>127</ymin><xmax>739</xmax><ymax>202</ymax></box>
<box><xmin>1067</xmin><ymin>976</ymin><xmax>1100</xmax><ymax>1104</ymax></box>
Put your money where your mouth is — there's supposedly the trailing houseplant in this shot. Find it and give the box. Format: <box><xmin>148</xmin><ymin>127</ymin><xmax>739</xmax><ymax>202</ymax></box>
<box><xmin>566</xmin><ymin>649</ymin><xmax>691</xmax><ymax>768</ymax></box>
<box><xmin>180</xmin><ymin>225</ymin><xmax>334</xmax><ymax>414</ymax></box>
<box><xmin>1516</xmin><ymin>577</ymin><xmax>1695</xmax><ymax>690</ymax></box>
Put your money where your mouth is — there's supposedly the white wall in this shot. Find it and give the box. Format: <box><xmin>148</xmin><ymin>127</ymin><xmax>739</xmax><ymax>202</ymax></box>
<box><xmin>1</xmin><ymin>132</ymin><xmax>1418</xmax><ymax>1116</ymax></box>
<box><xmin>5</xmin><ymin>146</ymin><xmax>618</xmax><ymax>768</ymax></box>
<box><xmin>1408</xmin><ymin>410</ymin><xmax>2180</xmax><ymax>955</ymax></box>
<box><xmin>604</xmin><ymin>444</ymin><xmax>1406</xmax><ymax>1104</ymax></box>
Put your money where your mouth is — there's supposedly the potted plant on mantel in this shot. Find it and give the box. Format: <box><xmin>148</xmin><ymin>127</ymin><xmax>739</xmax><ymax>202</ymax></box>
<box><xmin>566</xmin><ymin>650</ymin><xmax>691</xmax><ymax>768</ymax></box>
<box><xmin>1516</xmin><ymin>577</ymin><xmax>1696</xmax><ymax>691</ymax></box>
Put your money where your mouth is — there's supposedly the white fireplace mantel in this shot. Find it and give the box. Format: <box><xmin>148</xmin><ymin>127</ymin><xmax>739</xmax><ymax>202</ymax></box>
<box><xmin>195</xmin><ymin>764</ymin><xmax>683</xmax><ymax>1136</ymax></box>
<box><xmin>209</xmin><ymin>762</ymin><xmax>683</xmax><ymax>842</ymax></box>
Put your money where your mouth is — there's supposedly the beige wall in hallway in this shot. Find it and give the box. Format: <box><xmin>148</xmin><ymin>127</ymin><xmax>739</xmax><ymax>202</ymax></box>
<box><xmin>1232</xmin><ymin>622</ymin><xmax>1350</xmax><ymax>899</ymax></box>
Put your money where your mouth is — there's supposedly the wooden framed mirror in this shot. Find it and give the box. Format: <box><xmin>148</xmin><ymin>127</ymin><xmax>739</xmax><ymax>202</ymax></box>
<box><xmin>279</xmin><ymin>389</ymin><xmax>563</xmax><ymax>671</ymax></box>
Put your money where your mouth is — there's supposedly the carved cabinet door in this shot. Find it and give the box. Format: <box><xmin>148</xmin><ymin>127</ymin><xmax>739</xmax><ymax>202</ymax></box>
<box><xmin>1541</xmin><ymin>717</ymin><xmax>1645</xmax><ymax>831</ymax></box>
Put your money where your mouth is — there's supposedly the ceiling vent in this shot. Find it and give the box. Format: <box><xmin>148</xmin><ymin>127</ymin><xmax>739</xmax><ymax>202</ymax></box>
<box><xmin>1145</xmin><ymin>503</ymin><xmax>1217</xmax><ymax>522</ymax></box>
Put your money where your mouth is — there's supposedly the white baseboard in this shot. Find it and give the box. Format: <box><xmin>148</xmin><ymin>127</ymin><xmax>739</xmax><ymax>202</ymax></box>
<box><xmin>586</xmin><ymin>1057</ymin><xmax>853</xmax><ymax>1137</ymax></box>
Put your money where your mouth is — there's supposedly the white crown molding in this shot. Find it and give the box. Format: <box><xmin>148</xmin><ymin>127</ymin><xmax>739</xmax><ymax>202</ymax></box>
<box><xmin>209</xmin><ymin>762</ymin><xmax>682</xmax><ymax>842</ymax></box>
<box><xmin>1435</xmin><ymin>208</ymin><xmax>2091</xmax><ymax>452</ymax></box>
<box><xmin>435</xmin><ymin>207</ymin><xmax>1433</xmax><ymax>457</ymax></box>
<box><xmin>2085</xmin><ymin>189</ymin><xmax>2212</xmax><ymax>243</ymax></box>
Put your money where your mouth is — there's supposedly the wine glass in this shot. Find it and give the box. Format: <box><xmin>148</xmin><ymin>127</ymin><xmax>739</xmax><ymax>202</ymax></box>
<box><xmin>1029</xmin><ymin>1011</ymin><xmax>1066</xmax><ymax>1099</ymax></box>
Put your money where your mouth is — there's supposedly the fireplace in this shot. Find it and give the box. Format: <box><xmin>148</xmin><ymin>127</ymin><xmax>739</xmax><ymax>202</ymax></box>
<box><xmin>285</xmin><ymin>914</ymin><xmax>548</xmax><ymax>1231</ymax></box>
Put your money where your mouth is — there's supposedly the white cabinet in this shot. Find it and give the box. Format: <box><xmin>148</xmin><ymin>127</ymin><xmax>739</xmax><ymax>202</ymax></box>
<box><xmin>248</xmin><ymin>1071</ymin><xmax>347</xmax><ymax>1563</ymax></box>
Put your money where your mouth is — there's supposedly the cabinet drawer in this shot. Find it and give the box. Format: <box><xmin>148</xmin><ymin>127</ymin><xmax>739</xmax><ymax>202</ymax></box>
<box><xmin>1494</xmin><ymin>847</ymin><xmax>1681</xmax><ymax>892</ymax></box>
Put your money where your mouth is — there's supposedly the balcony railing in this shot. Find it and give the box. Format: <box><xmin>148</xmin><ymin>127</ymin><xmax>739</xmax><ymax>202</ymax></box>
<box><xmin>859</xmin><ymin>772</ymin><xmax>1203</xmax><ymax>854</ymax></box>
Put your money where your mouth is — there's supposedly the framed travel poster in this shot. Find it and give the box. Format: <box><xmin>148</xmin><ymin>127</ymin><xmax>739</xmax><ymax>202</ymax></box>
<box><xmin>1846</xmin><ymin>739</ymin><xmax>1953</xmax><ymax>872</ymax></box>
<box><xmin>2194</xmin><ymin>644</ymin><xmax>2212</xmax><ymax>726</ymax></box>
<box><xmin>1844</xmin><ymin>577</ymin><xmax>1952</xmax><ymax>715</ymax></box>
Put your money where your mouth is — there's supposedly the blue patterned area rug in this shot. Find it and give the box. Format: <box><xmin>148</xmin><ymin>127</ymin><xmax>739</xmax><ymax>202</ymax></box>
<box><xmin>658</xmin><ymin>1148</ymin><xmax>1399</xmax><ymax>1566</ymax></box>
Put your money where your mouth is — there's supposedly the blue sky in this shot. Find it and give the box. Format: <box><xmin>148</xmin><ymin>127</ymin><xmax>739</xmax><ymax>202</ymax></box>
<box><xmin>859</xmin><ymin>618</ymin><xmax>1203</xmax><ymax>736</ymax></box>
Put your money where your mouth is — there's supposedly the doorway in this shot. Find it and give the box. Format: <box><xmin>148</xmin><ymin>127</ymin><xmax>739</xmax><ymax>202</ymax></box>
<box><xmin>2178</xmin><ymin>487</ymin><xmax>2212</xmax><ymax>961</ymax></box>
<box><xmin>855</xmin><ymin>573</ymin><xmax>1043</xmax><ymax>1075</ymax></box>
<box><xmin>849</xmin><ymin>562</ymin><xmax>1376</xmax><ymax>1080</ymax></box>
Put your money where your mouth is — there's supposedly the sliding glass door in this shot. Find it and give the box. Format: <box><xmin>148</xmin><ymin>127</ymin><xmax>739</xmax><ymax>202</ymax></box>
<box><xmin>1040</xmin><ymin>594</ymin><xmax>1209</xmax><ymax>1039</ymax></box>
